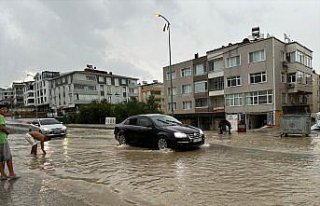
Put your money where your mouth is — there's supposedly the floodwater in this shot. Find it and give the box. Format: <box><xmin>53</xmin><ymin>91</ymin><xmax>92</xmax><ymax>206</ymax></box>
<box><xmin>4</xmin><ymin>127</ymin><xmax>320</xmax><ymax>205</ymax></box>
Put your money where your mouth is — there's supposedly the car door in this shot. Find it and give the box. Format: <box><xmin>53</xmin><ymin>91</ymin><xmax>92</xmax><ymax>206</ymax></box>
<box><xmin>136</xmin><ymin>117</ymin><xmax>154</xmax><ymax>146</ymax></box>
<box><xmin>123</xmin><ymin>117</ymin><xmax>138</xmax><ymax>144</ymax></box>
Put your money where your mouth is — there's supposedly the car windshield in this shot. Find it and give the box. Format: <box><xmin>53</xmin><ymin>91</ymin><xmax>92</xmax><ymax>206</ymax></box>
<box><xmin>39</xmin><ymin>118</ymin><xmax>60</xmax><ymax>125</ymax></box>
<box><xmin>151</xmin><ymin>115</ymin><xmax>182</xmax><ymax>127</ymax></box>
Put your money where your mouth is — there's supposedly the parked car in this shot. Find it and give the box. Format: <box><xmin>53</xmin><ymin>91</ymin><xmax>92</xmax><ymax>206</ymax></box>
<box><xmin>29</xmin><ymin>118</ymin><xmax>67</xmax><ymax>137</ymax></box>
<box><xmin>114</xmin><ymin>114</ymin><xmax>205</xmax><ymax>150</ymax></box>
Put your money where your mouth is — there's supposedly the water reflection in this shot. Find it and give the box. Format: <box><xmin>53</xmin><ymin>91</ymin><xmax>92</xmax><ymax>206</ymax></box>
<box><xmin>8</xmin><ymin>128</ymin><xmax>320</xmax><ymax>205</ymax></box>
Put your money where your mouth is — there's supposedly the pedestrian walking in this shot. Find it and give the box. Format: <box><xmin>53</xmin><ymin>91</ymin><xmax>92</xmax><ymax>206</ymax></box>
<box><xmin>27</xmin><ymin>130</ymin><xmax>46</xmax><ymax>155</ymax></box>
<box><xmin>218</xmin><ymin>119</ymin><xmax>232</xmax><ymax>135</ymax></box>
<box><xmin>0</xmin><ymin>106</ymin><xmax>17</xmax><ymax>180</ymax></box>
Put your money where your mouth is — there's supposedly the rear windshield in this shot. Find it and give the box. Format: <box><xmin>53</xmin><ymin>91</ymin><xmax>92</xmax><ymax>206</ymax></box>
<box><xmin>40</xmin><ymin>118</ymin><xmax>60</xmax><ymax>125</ymax></box>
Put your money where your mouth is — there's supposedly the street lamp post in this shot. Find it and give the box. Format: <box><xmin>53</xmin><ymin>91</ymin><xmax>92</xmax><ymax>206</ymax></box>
<box><xmin>155</xmin><ymin>13</ymin><xmax>174</xmax><ymax>115</ymax></box>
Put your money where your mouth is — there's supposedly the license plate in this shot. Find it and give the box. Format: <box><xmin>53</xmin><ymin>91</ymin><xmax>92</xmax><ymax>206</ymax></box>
<box><xmin>193</xmin><ymin>138</ymin><xmax>202</xmax><ymax>143</ymax></box>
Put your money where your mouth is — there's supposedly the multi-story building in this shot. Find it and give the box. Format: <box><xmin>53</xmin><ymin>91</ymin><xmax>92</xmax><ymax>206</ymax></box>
<box><xmin>23</xmin><ymin>81</ymin><xmax>35</xmax><ymax>108</ymax></box>
<box><xmin>49</xmin><ymin>68</ymin><xmax>139</xmax><ymax>114</ymax></box>
<box><xmin>163</xmin><ymin>54</ymin><xmax>224</xmax><ymax>130</ymax></box>
<box><xmin>311</xmin><ymin>71</ymin><xmax>320</xmax><ymax>114</ymax></box>
<box><xmin>34</xmin><ymin>71</ymin><xmax>60</xmax><ymax>112</ymax></box>
<box><xmin>139</xmin><ymin>80</ymin><xmax>164</xmax><ymax>111</ymax></box>
<box><xmin>12</xmin><ymin>82</ymin><xmax>25</xmax><ymax>107</ymax></box>
<box><xmin>0</xmin><ymin>88</ymin><xmax>14</xmax><ymax>106</ymax></box>
<box><xmin>163</xmin><ymin>28</ymin><xmax>315</xmax><ymax>130</ymax></box>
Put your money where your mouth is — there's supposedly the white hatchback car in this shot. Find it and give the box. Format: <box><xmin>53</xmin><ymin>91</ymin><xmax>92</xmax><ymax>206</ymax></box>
<box><xmin>29</xmin><ymin>118</ymin><xmax>67</xmax><ymax>137</ymax></box>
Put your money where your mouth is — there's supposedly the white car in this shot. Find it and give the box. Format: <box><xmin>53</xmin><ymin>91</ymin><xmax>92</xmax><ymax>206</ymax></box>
<box><xmin>29</xmin><ymin>118</ymin><xmax>67</xmax><ymax>137</ymax></box>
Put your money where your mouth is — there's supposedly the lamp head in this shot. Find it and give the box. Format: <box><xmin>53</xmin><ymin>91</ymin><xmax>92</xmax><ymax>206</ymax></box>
<box><xmin>154</xmin><ymin>12</ymin><xmax>161</xmax><ymax>18</ymax></box>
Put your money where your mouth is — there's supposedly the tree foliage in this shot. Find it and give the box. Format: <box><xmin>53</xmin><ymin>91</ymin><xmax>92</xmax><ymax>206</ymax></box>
<box><xmin>64</xmin><ymin>96</ymin><xmax>162</xmax><ymax>124</ymax></box>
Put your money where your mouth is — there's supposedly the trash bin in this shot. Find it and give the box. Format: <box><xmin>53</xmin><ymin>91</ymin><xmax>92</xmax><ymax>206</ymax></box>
<box><xmin>238</xmin><ymin>124</ymin><xmax>246</xmax><ymax>132</ymax></box>
<box><xmin>280</xmin><ymin>105</ymin><xmax>311</xmax><ymax>137</ymax></box>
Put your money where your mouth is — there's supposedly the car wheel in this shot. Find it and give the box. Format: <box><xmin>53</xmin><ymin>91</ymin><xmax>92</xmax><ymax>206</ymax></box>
<box><xmin>118</xmin><ymin>133</ymin><xmax>126</xmax><ymax>145</ymax></box>
<box><xmin>158</xmin><ymin>137</ymin><xmax>168</xmax><ymax>150</ymax></box>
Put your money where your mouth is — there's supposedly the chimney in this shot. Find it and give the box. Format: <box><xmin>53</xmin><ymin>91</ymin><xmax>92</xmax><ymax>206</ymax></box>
<box><xmin>194</xmin><ymin>53</ymin><xmax>199</xmax><ymax>59</ymax></box>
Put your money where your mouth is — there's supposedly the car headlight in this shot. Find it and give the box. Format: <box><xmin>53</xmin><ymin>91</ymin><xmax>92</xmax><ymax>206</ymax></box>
<box><xmin>174</xmin><ymin>132</ymin><xmax>187</xmax><ymax>138</ymax></box>
<box><xmin>199</xmin><ymin>129</ymin><xmax>204</xmax><ymax>135</ymax></box>
<box><xmin>62</xmin><ymin>126</ymin><xmax>67</xmax><ymax>130</ymax></box>
<box><xmin>42</xmin><ymin>128</ymin><xmax>49</xmax><ymax>132</ymax></box>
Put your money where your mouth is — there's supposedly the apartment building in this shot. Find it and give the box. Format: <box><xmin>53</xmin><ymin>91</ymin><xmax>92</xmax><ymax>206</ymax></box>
<box><xmin>311</xmin><ymin>71</ymin><xmax>320</xmax><ymax>114</ymax></box>
<box><xmin>0</xmin><ymin>88</ymin><xmax>13</xmax><ymax>106</ymax></box>
<box><xmin>23</xmin><ymin>81</ymin><xmax>35</xmax><ymax>108</ymax></box>
<box><xmin>34</xmin><ymin>71</ymin><xmax>60</xmax><ymax>112</ymax></box>
<box><xmin>163</xmin><ymin>28</ymin><xmax>315</xmax><ymax>130</ymax></box>
<box><xmin>163</xmin><ymin>55</ymin><xmax>224</xmax><ymax>130</ymax></box>
<box><xmin>139</xmin><ymin>81</ymin><xmax>164</xmax><ymax>111</ymax></box>
<box><xmin>49</xmin><ymin>68</ymin><xmax>139</xmax><ymax>114</ymax></box>
<box><xmin>12</xmin><ymin>82</ymin><xmax>25</xmax><ymax>107</ymax></box>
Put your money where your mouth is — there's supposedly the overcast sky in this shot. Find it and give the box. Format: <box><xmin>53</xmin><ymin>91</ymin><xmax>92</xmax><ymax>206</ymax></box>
<box><xmin>0</xmin><ymin>0</ymin><xmax>319</xmax><ymax>88</ymax></box>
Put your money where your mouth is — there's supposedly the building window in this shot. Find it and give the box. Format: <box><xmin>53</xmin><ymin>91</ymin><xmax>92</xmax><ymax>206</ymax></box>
<box><xmin>106</xmin><ymin>77</ymin><xmax>112</xmax><ymax>85</ymax></box>
<box><xmin>195</xmin><ymin>64</ymin><xmax>205</xmax><ymax>76</ymax></box>
<box><xmin>182</xmin><ymin>84</ymin><xmax>192</xmax><ymax>94</ymax></box>
<box><xmin>225</xmin><ymin>93</ymin><xmax>242</xmax><ymax>106</ymax></box>
<box><xmin>209</xmin><ymin>77</ymin><xmax>224</xmax><ymax>91</ymax></box>
<box><xmin>250</xmin><ymin>72</ymin><xmax>267</xmax><ymax>84</ymax></box>
<box><xmin>208</xmin><ymin>58</ymin><xmax>224</xmax><ymax>72</ymax></box>
<box><xmin>86</xmin><ymin>75</ymin><xmax>96</xmax><ymax>81</ymax></box>
<box><xmin>166</xmin><ymin>71</ymin><xmax>176</xmax><ymax>80</ymax></box>
<box><xmin>296</xmin><ymin>71</ymin><xmax>303</xmax><ymax>84</ymax></box>
<box><xmin>183</xmin><ymin>101</ymin><xmax>192</xmax><ymax>110</ymax></box>
<box><xmin>114</xmin><ymin>78</ymin><xmax>119</xmax><ymax>86</ymax></box>
<box><xmin>226</xmin><ymin>56</ymin><xmax>240</xmax><ymax>68</ymax></box>
<box><xmin>195</xmin><ymin>98</ymin><xmax>208</xmax><ymax>108</ymax></box>
<box><xmin>121</xmin><ymin>79</ymin><xmax>127</xmax><ymax>85</ymax></box>
<box><xmin>194</xmin><ymin>81</ymin><xmax>207</xmax><ymax>93</ymax></box>
<box><xmin>227</xmin><ymin>76</ymin><xmax>241</xmax><ymax>87</ymax></box>
<box><xmin>245</xmin><ymin>90</ymin><xmax>273</xmax><ymax>105</ymax></box>
<box><xmin>168</xmin><ymin>102</ymin><xmax>177</xmax><ymax>111</ymax></box>
<box><xmin>181</xmin><ymin>67</ymin><xmax>192</xmax><ymax>77</ymax></box>
<box><xmin>287</xmin><ymin>73</ymin><xmax>296</xmax><ymax>83</ymax></box>
<box><xmin>305</xmin><ymin>74</ymin><xmax>312</xmax><ymax>85</ymax></box>
<box><xmin>249</xmin><ymin>50</ymin><xmax>265</xmax><ymax>63</ymax></box>
<box><xmin>167</xmin><ymin>87</ymin><xmax>177</xmax><ymax>96</ymax></box>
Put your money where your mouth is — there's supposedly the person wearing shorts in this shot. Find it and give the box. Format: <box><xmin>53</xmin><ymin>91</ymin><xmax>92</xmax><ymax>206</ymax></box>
<box><xmin>0</xmin><ymin>106</ymin><xmax>16</xmax><ymax>180</ymax></box>
<box><xmin>28</xmin><ymin>130</ymin><xmax>46</xmax><ymax>155</ymax></box>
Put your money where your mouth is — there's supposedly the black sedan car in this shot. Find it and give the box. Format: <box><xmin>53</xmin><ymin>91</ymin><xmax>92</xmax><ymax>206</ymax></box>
<box><xmin>114</xmin><ymin>114</ymin><xmax>205</xmax><ymax>150</ymax></box>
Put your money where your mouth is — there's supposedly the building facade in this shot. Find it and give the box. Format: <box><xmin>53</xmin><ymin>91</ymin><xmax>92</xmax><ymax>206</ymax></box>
<box><xmin>12</xmin><ymin>82</ymin><xmax>25</xmax><ymax>107</ymax></box>
<box><xmin>163</xmin><ymin>30</ymin><xmax>315</xmax><ymax>130</ymax></box>
<box><xmin>139</xmin><ymin>81</ymin><xmax>164</xmax><ymax>111</ymax></box>
<box><xmin>0</xmin><ymin>88</ymin><xmax>14</xmax><ymax>106</ymax></box>
<box><xmin>50</xmin><ymin>68</ymin><xmax>139</xmax><ymax>114</ymax></box>
<box><xmin>34</xmin><ymin>71</ymin><xmax>60</xmax><ymax>112</ymax></box>
<box><xmin>23</xmin><ymin>81</ymin><xmax>35</xmax><ymax>108</ymax></box>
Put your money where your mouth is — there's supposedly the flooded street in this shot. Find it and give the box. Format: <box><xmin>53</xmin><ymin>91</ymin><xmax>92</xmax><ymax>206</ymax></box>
<box><xmin>3</xmin><ymin>127</ymin><xmax>320</xmax><ymax>205</ymax></box>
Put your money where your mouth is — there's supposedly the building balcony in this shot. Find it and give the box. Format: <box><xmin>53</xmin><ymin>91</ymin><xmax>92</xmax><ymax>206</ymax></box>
<box><xmin>73</xmin><ymin>89</ymin><xmax>98</xmax><ymax>95</ymax></box>
<box><xmin>208</xmin><ymin>71</ymin><xmax>224</xmax><ymax>79</ymax></box>
<box><xmin>128</xmin><ymin>83</ymin><xmax>138</xmax><ymax>88</ymax></box>
<box><xmin>129</xmin><ymin>93</ymin><xmax>139</xmax><ymax>97</ymax></box>
<box><xmin>208</xmin><ymin>106</ymin><xmax>225</xmax><ymax>112</ymax></box>
<box><xmin>72</xmin><ymin>79</ymin><xmax>97</xmax><ymax>85</ymax></box>
<box><xmin>209</xmin><ymin>90</ymin><xmax>224</xmax><ymax>97</ymax></box>
<box><xmin>287</xmin><ymin>83</ymin><xmax>312</xmax><ymax>94</ymax></box>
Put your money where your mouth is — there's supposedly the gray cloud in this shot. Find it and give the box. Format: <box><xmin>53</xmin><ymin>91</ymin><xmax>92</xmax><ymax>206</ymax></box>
<box><xmin>0</xmin><ymin>0</ymin><xmax>319</xmax><ymax>88</ymax></box>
